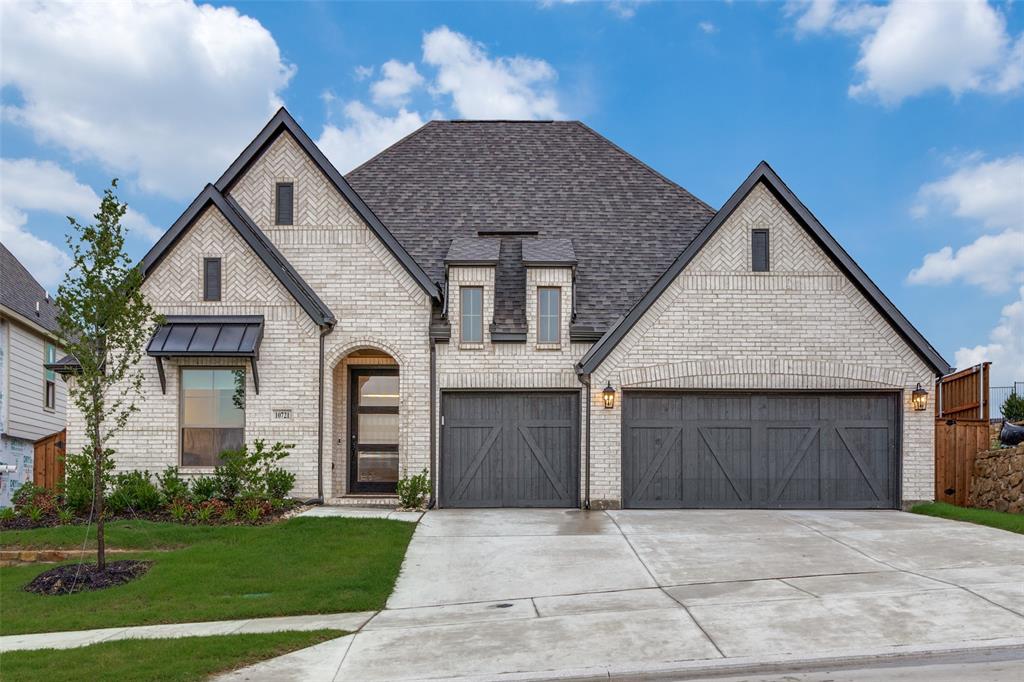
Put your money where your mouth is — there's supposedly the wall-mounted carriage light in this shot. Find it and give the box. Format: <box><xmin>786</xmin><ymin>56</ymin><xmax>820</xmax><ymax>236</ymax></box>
<box><xmin>602</xmin><ymin>383</ymin><xmax>616</xmax><ymax>409</ymax></box>
<box><xmin>912</xmin><ymin>383</ymin><xmax>929</xmax><ymax>412</ymax></box>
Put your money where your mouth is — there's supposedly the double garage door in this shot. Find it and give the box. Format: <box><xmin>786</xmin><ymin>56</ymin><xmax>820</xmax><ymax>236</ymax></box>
<box><xmin>441</xmin><ymin>392</ymin><xmax>580</xmax><ymax>508</ymax></box>
<box><xmin>623</xmin><ymin>392</ymin><xmax>899</xmax><ymax>509</ymax></box>
<box><xmin>440</xmin><ymin>390</ymin><xmax>898</xmax><ymax>509</ymax></box>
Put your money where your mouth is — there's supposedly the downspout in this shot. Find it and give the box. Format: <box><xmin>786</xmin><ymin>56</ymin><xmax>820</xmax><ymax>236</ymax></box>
<box><xmin>311</xmin><ymin>323</ymin><xmax>332</xmax><ymax>505</ymax></box>
<box><xmin>428</xmin><ymin>337</ymin><xmax>438</xmax><ymax>509</ymax></box>
<box><xmin>578</xmin><ymin>371</ymin><xmax>591</xmax><ymax>510</ymax></box>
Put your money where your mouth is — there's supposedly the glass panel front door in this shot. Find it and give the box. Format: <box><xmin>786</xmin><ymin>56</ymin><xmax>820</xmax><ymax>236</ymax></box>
<box><xmin>350</xmin><ymin>368</ymin><xmax>399</xmax><ymax>493</ymax></box>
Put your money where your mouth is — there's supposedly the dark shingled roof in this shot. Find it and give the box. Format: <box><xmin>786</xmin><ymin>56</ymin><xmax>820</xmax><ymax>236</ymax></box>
<box><xmin>522</xmin><ymin>238</ymin><xmax>577</xmax><ymax>266</ymax></box>
<box><xmin>445</xmin><ymin>237</ymin><xmax>500</xmax><ymax>265</ymax></box>
<box><xmin>0</xmin><ymin>242</ymin><xmax>60</xmax><ymax>334</ymax></box>
<box><xmin>346</xmin><ymin>120</ymin><xmax>716</xmax><ymax>333</ymax></box>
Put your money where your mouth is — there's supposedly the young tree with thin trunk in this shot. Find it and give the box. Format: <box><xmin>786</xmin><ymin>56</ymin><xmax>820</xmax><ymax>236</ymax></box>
<box><xmin>56</xmin><ymin>180</ymin><xmax>160</xmax><ymax>571</ymax></box>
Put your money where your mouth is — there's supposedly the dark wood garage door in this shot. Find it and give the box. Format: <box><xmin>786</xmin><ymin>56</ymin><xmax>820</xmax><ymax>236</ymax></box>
<box><xmin>622</xmin><ymin>392</ymin><xmax>899</xmax><ymax>509</ymax></box>
<box><xmin>441</xmin><ymin>391</ymin><xmax>579</xmax><ymax>508</ymax></box>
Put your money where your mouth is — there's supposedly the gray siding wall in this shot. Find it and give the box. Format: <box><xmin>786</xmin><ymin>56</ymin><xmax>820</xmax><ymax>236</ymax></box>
<box><xmin>2</xmin><ymin>316</ymin><xmax>66</xmax><ymax>442</ymax></box>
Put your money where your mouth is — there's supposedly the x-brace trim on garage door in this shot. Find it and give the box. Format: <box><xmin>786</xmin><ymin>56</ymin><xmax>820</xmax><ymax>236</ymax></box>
<box><xmin>698</xmin><ymin>427</ymin><xmax>749</xmax><ymax>503</ymax></box>
<box><xmin>768</xmin><ymin>427</ymin><xmax>820</xmax><ymax>501</ymax></box>
<box><xmin>449</xmin><ymin>426</ymin><xmax>502</xmax><ymax>501</ymax></box>
<box><xmin>836</xmin><ymin>426</ymin><xmax>884</xmax><ymax>501</ymax></box>
<box><xmin>517</xmin><ymin>424</ymin><xmax>571</xmax><ymax>500</ymax></box>
<box><xmin>632</xmin><ymin>427</ymin><xmax>683</xmax><ymax>500</ymax></box>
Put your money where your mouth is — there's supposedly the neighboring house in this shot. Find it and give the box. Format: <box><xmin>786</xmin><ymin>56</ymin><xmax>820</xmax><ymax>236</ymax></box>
<box><xmin>0</xmin><ymin>244</ymin><xmax>67</xmax><ymax>506</ymax></box>
<box><xmin>64</xmin><ymin>108</ymin><xmax>950</xmax><ymax>510</ymax></box>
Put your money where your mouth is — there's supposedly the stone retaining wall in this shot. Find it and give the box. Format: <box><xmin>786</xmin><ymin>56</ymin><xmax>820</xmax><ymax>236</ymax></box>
<box><xmin>970</xmin><ymin>444</ymin><xmax>1024</xmax><ymax>513</ymax></box>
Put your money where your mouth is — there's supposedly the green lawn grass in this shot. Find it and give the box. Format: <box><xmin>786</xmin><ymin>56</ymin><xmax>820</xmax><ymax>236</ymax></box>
<box><xmin>0</xmin><ymin>517</ymin><xmax>415</xmax><ymax>635</ymax></box>
<box><xmin>0</xmin><ymin>629</ymin><xmax>345</xmax><ymax>682</ymax></box>
<box><xmin>911</xmin><ymin>501</ymin><xmax>1024</xmax><ymax>534</ymax></box>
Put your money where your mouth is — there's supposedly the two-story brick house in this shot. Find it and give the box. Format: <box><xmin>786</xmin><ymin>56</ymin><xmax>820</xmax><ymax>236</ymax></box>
<box><xmin>63</xmin><ymin>108</ymin><xmax>950</xmax><ymax>509</ymax></box>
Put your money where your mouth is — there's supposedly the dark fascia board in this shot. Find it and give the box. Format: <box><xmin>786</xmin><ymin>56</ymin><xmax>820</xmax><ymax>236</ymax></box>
<box><xmin>569</xmin><ymin>326</ymin><xmax>605</xmax><ymax>343</ymax></box>
<box><xmin>214</xmin><ymin>107</ymin><xmax>441</xmax><ymax>302</ymax></box>
<box><xmin>445</xmin><ymin>259</ymin><xmax>499</xmax><ymax>267</ymax></box>
<box><xmin>490</xmin><ymin>330</ymin><xmax>527</xmax><ymax>343</ymax></box>
<box><xmin>139</xmin><ymin>185</ymin><xmax>336</xmax><ymax>328</ymax></box>
<box><xmin>578</xmin><ymin>161</ymin><xmax>951</xmax><ymax>377</ymax></box>
<box><xmin>523</xmin><ymin>260</ymin><xmax>577</xmax><ymax>268</ymax></box>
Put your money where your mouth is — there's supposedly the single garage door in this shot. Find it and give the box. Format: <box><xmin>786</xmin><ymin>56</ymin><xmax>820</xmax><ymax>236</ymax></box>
<box><xmin>441</xmin><ymin>391</ymin><xmax>580</xmax><ymax>508</ymax></box>
<box><xmin>622</xmin><ymin>392</ymin><xmax>898</xmax><ymax>509</ymax></box>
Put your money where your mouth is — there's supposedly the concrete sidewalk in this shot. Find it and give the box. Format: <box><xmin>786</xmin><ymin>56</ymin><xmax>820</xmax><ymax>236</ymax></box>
<box><xmin>0</xmin><ymin>611</ymin><xmax>376</xmax><ymax>652</ymax></box>
<box><xmin>222</xmin><ymin>509</ymin><xmax>1024</xmax><ymax>681</ymax></box>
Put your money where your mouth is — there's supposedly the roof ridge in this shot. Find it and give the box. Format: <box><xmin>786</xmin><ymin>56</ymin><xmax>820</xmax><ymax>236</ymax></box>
<box><xmin>570</xmin><ymin>121</ymin><xmax>717</xmax><ymax>215</ymax></box>
<box><xmin>346</xmin><ymin>120</ymin><xmax>442</xmax><ymax>178</ymax></box>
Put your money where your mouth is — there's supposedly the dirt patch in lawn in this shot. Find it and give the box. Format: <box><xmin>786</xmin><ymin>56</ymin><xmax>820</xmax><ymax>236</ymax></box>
<box><xmin>24</xmin><ymin>560</ymin><xmax>153</xmax><ymax>596</ymax></box>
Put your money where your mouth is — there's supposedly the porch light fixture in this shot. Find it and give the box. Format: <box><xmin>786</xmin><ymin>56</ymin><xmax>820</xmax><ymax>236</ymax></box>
<box><xmin>911</xmin><ymin>383</ymin><xmax>929</xmax><ymax>412</ymax></box>
<box><xmin>602</xmin><ymin>383</ymin><xmax>616</xmax><ymax>409</ymax></box>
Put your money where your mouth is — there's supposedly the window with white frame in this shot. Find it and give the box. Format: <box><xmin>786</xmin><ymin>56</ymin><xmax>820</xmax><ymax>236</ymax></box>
<box><xmin>460</xmin><ymin>286</ymin><xmax>483</xmax><ymax>344</ymax></box>
<box><xmin>43</xmin><ymin>342</ymin><xmax>56</xmax><ymax>409</ymax></box>
<box><xmin>537</xmin><ymin>287</ymin><xmax>560</xmax><ymax>344</ymax></box>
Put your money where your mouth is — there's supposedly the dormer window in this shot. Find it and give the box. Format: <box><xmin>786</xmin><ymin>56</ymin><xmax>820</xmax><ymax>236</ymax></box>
<box><xmin>752</xmin><ymin>229</ymin><xmax>769</xmax><ymax>272</ymax></box>
<box><xmin>537</xmin><ymin>287</ymin><xmax>561</xmax><ymax>344</ymax></box>
<box><xmin>275</xmin><ymin>182</ymin><xmax>294</xmax><ymax>225</ymax></box>
<box><xmin>460</xmin><ymin>286</ymin><xmax>483</xmax><ymax>344</ymax></box>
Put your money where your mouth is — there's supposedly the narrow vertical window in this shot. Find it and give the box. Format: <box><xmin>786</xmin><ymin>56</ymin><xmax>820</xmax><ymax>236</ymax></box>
<box><xmin>537</xmin><ymin>287</ymin><xmax>561</xmax><ymax>344</ymax></box>
<box><xmin>275</xmin><ymin>182</ymin><xmax>294</xmax><ymax>225</ymax></box>
<box><xmin>203</xmin><ymin>257</ymin><xmax>221</xmax><ymax>301</ymax></box>
<box><xmin>752</xmin><ymin>229</ymin><xmax>769</xmax><ymax>272</ymax></box>
<box><xmin>460</xmin><ymin>287</ymin><xmax>483</xmax><ymax>344</ymax></box>
<box><xmin>43</xmin><ymin>342</ymin><xmax>56</xmax><ymax>409</ymax></box>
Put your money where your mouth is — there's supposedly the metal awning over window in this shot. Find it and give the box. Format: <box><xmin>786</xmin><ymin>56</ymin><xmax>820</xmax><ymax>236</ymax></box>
<box><xmin>147</xmin><ymin>316</ymin><xmax>264</xmax><ymax>394</ymax></box>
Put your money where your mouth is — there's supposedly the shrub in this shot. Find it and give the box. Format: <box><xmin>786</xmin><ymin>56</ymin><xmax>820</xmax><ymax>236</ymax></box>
<box><xmin>107</xmin><ymin>471</ymin><xmax>161</xmax><ymax>515</ymax></box>
<box><xmin>169</xmin><ymin>497</ymin><xmax>191</xmax><ymax>523</ymax></box>
<box><xmin>220</xmin><ymin>507</ymin><xmax>237</xmax><ymax>523</ymax></box>
<box><xmin>13</xmin><ymin>483</ymin><xmax>57</xmax><ymax>516</ymax></box>
<box><xmin>213</xmin><ymin>440</ymin><xmax>295</xmax><ymax>504</ymax></box>
<box><xmin>57</xmin><ymin>507</ymin><xmax>74</xmax><ymax>525</ymax></box>
<box><xmin>0</xmin><ymin>507</ymin><xmax>16</xmax><ymax>522</ymax></box>
<box><xmin>265</xmin><ymin>467</ymin><xmax>296</xmax><ymax>501</ymax></box>
<box><xmin>190</xmin><ymin>476</ymin><xmax>219</xmax><ymax>503</ymax></box>
<box><xmin>194</xmin><ymin>502</ymin><xmax>214</xmax><ymax>523</ymax></box>
<box><xmin>234</xmin><ymin>497</ymin><xmax>271</xmax><ymax>524</ymax></box>
<box><xmin>396</xmin><ymin>469</ymin><xmax>430</xmax><ymax>509</ymax></box>
<box><xmin>61</xmin><ymin>451</ymin><xmax>111</xmax><ymax>515</ymax></box>
<box><xmin>25</xmin><ymin>505</ymin><xmax>44</xmax><ymax>522</ymax></box>
<box><xmin>1002</xmin><ymin>392</ymin><xmax>1024</xmax><ymax>422</ymax></box>
<box><xmin>156</xmin><ymin>466</ymin><xmax>190</xmax><ymax>504</ymax></box>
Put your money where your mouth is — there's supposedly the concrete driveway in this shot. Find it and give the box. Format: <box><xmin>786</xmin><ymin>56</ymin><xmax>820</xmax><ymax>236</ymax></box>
<box><xmin>228</xmin><ymin>509</ymin><xmax>1024</xmax><ymax>681</ymax></box>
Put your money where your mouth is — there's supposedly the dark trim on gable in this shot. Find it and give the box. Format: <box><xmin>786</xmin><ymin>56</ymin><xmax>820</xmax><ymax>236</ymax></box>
<box><xmin>139</xmin><ymin>184</ymin><xmax>336</xmax><ymax>328</ymax></box>
<box><xmin>213</xmin><ymin>107</ymin><xmax>441</xmax><ymax>302</ymax></box>
<box><xmin>577</xmin><ymin>162</ymin><xmax>951</xmax><ymax>377</ymax></box>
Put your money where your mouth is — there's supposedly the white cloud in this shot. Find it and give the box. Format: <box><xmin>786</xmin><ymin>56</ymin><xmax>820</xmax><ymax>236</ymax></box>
<box><xmin>0</xmin><ymin>157</ymin><xmax>161</xmax><ymax>289</ymax></box>
<box><xmin>907</xmin><ymin>229</ymin><xmax>1024</xmax><ymax>293</ymax></box>
<box><xmin>699</xmin><ymin>21</ymin><xmax>717</xmax><ymax>35</ymax></box>
<box><xmin>371</xmin><ymin>60</ymin><xmax>425</xmax><ymax>107</ymax></box>
<box><xmin>955</xmin><ymin>286</ymin><xmax>1024</xmax><ymax>385</ymax></box>
<box><xmin>354</xmin><ymin>65</ymin><xmax>375</xmax><ymax>81</ymax></box>
<box><xmin>318</xmin><ymin>26</ymin><xmax>564</xmax><ymax>175</ymax></box>
<box><xmin>787</xmin><ymin>0</ymin><xmax>1023</xmax><ymax>105</ymax></box>
<box><xmin>422</xmin><ymin>26</ymin><xmax>563</xmax><ymax>119</ymax></box>
<box><xmin>0</xmin><ymin>158</ymin><xmax>159</xmax><ymax>241</ymax></box>
<box><xmin>539</xmin><ymin>0</ymin><xmax>649</xmax><ymax>19</ymax></box>
<box><xmin>1</xmin><ymin>1</ymin><xmax>294</xmax><ymax>199</ymax></box>
<box><xmin>317</xmin><ymin>102</ymin><xmax>426</xmax><ymax>173</ymax></box>
<box><xmin>913</xmin><ymin>155</ymin><xmax>1024</xmax><ymax>230</ymax></box>
<box><xmin>787</xmin><ymin>0</ymin><xmax>884</xmax><ymax>36</ymax></box>
<box><xmin>0</xmin><ymin>206</ymin><xmax>71</xmax><ymax>293</ymax></box>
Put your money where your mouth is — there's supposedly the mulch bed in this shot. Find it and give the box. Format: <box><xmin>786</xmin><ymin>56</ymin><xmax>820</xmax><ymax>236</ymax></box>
<box><xmin>24</xmin><ymin>560</ymin><xmax>153</xmax><ymax>596</ymax></box>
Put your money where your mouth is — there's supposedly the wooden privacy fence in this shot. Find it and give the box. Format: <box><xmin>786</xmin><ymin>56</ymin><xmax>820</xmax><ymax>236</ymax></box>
<box><xmin>936</xmin><ymin>363</ymin><xmax>990</xmax><ymax>421</ymax></box>
<box><xmin>934</xmin><ymin>419</ymin><xmax>989</xmax><ymax>506</ymax></box>
<box><xmin>33</xmin><ymin>429</ymin><xmax>66</xmax><ymax>491</ymax></box>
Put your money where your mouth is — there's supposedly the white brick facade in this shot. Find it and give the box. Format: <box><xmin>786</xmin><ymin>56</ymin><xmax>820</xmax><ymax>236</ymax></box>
<box><xmin>65</xmin><ymin>129</ymin><xmax>938</xmax><ymax>509</ymax></box>
<box><xmin>588</xmin><ymin>183</ymin><xmax>935</xmax><ymax>507</ymax></box>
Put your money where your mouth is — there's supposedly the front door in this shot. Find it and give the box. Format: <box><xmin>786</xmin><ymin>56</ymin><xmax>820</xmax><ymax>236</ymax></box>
<box><xmin>349</xmin><ymin>368</ymin><xmax>399</xmax><ymax>494</ymax></box>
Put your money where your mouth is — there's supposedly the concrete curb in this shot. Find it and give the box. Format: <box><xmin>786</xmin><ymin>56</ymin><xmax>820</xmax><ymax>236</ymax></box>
<box><xmin>433</xmin><ymin>638</ymin><xmax>1024</xmax><ymax>681</ymax></box>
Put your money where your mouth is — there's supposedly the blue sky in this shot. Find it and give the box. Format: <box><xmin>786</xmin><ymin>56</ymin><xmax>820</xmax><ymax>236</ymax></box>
<box><xmin>1</xmin><ymin>0</ymin><xmax>1022</xmax><ymax>383</ymax></box>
